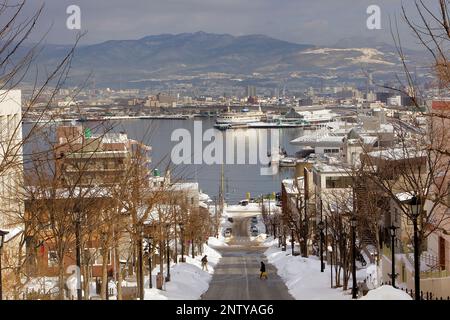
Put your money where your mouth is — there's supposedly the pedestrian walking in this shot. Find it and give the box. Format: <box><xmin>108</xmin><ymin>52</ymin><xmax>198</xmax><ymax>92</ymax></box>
<box><xmin>201</xmin><ymin>255</ymin><xmax>208</xmax><ymax>271</ymax></box>
<box><xmin>260</xmin><ymin>261</ymin><xmax>268</xmax><ymax>279</ymax></box>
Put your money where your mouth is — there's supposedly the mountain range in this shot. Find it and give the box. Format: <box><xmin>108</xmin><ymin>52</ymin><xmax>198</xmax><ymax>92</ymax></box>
<box><xmin>29</xmin><ymin>31</ymin><xmax>426</xmax><ymax>87</ymax></box>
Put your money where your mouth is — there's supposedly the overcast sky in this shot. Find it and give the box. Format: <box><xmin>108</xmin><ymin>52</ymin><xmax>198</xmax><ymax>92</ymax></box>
<box><xmin>17</xmin><ymin>0</ymin><xmax>436</xmax><ymax>49</ymax></box>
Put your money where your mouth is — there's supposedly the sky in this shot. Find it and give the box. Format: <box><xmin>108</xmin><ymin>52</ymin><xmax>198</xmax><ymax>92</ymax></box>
<box><xmin>15</xmin><ymin>0</ymin><xmax>437</xmax><ymax>49</ymax></box>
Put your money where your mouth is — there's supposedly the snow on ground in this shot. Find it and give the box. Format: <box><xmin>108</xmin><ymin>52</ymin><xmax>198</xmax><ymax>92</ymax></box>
<box><xmin>144</xmin><ymin>243</ymin><xmax>221</xmax><ymax>300</ymax></box>
<box><xmin>265</xmin><ymin>245</ymin><xmax>350</xmax><ymax>300</ymax></box>
<box><xmin>208</xmin><ymin>236</ymin><xmax>228</xmax><ymax>247</ymax></box>
<box><xmin>225</xmin><ymin>203</ymin><xmax>262</xmax><ymax>216</ymax></box>
<box><xmin>359</xmin><ymin>285</ymin><xmax>412</xmax><ymax>300</ymax></box>
<box><xmin>300</xmin><ymin>48</ymin><xmax>395</xmax><ymax>66</ymax></box>
<box><xmin>265</xmin><ymin>240</ymin><xmax>373</xmax><ymax>300</ymax></box>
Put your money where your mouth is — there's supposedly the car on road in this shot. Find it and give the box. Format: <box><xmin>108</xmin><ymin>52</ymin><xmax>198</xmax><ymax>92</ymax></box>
<box><xmin>239</xmin><ymin>200</ymin><xmax>249</xmax><ymax>206</ymax></box>
<box><xmin>251</xmin><ymin>229</ymin><xmax>258</xmax><ymax>236</ymax></box>
<box><xmin>227</xmin><ymin>217</ymin><xmax>234</xmax><ymax>223</ymax></box>
<box><xmin>251</xmin><ymin>226</ymin><xmax>258</xmax><ymax>232</ymax></box>
<box><xmin>251</xmin><ymin>216</ymin><xmax>258</xmax><ymax>224</ymax></box>
<box><xmin>224</xmin><ymin>229</ymin><xmax>232</xmax><ymax>237</ymax></box>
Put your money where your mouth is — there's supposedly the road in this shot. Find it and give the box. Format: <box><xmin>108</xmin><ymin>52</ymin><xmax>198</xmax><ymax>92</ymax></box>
<box><xmin>202</xmin><ymin>215</ymin><xmax>293</xmax><ymax>300</ymax></box>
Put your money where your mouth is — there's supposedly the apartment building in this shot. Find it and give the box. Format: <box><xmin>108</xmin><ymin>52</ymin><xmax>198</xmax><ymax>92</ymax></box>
<box><xmin>54</xmin><ymin>125</ymin><xmax>150</xmax><ymax>187</ymax></box>
<box><xmin>0</xmin><ymin>90</ymin><xmax>24</xmax><ymax>297</ymax></box>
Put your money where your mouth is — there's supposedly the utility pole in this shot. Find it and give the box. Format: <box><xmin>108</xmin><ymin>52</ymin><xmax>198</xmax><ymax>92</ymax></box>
<box><xmin>214</xmin><ymin>196</ymin><xmax>218</xmax><ymax>238</ymax></box>
<box><xmin>219</xmin><ymin>163</ymin><xmax>225</xmax><ymax>217</ymax></box>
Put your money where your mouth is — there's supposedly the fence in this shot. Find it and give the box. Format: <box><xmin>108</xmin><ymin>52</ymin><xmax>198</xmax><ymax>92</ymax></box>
<box><xmin>380</xmin><ymin>281</ymin><xmax>450</xmax><ymax>300</ymax></box>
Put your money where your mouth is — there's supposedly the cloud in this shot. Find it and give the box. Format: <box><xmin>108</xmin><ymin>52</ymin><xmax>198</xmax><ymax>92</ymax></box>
<box><xmin>15</xmin><ymin>0</ymin><xmax>427</xmax><ymax>49</ymax></box>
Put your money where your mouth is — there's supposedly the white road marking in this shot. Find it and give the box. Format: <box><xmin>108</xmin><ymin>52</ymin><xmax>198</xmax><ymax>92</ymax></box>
<box><xmin>243</xmin><ymin>255</ymin><xmax>250</xmax><ymax>299</ymax></box>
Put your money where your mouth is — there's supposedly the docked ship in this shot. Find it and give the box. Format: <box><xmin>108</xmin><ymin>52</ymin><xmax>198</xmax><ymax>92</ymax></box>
<box><xmin>215</xmin><ymin>106</ymin><xmax>264</xmax><ymax>129</ymax></box>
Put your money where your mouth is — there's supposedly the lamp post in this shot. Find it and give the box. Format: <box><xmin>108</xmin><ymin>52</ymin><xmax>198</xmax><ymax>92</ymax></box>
<box><xmin>138</xmin><ymin>226</ymin><xmax>144</xmax><ymax>300</ymax></box>
<box><xmin>290</xmin><ymin>227</ymin><xmax>295</xmax><ymax>255</ymax></box>
<box><xmin>389</xmin><ymin>226</ymin><xmax>398</xmax><ymax>288</ymax></box>
<box><xmin>191</xmin><ymin>231</ymin><xmax>195</xmax><ymax>258</ymax></box>
<box><xmin>74</xmin><ymin>208</ymin><xmax>82</xmax><ymax>300</ymax></box>
<box><xmin>408</xmin><ymin>195</ymin><xmax>421</xmax><ymax>301</ymax></box>
<box><xmin>318</xmin><ymin>220</ymin><xmax>325</xmax><ymax>272</ymax></box>
<box><xmin>179</xmin><ymin>223</ymin><xmax>185</xmax><ymax>263</ymax></box>
<box><xmin>272</xmin><ymin>217</ymin><xmax>277</xmax><ymax>239</ymax></box>
<box><xmin>327</xmin><ymin>245</ymin><xmax>333</xmax><ymax>288</ymax></box>
<box><xmin>145</xmin><ymin>236</ymin><xmax>153</xmax><ymax>289</ymax></box>
<box><xmin>0</xmin><ymin>230</ymin><xmax>9</xmax><ymax>301</ymax></box>
<box><xmin>165</xmin><ymin>223</ymin><xmax>171</xmax><ymax>282</ymax></box>
<box><xmin>350</xmin><ymin>216</ymin><xmax>357</xmax><ymax>299</ymax></box>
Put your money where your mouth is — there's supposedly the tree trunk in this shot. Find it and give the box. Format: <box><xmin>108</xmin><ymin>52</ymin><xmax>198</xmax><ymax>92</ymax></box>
<box><xmin>100</xmin><ymin>247</ymin><xmax>109</xmax><ymax>300</ymax></box>
<box><xmin>115</xmin><ymin>245</ymin><xmax>122</xmax><ymax>300</ymax></box>
<box><xmin>58</xmin><ymin>262</ymin><xmax>65</xmax><ymax>300</ymax></box>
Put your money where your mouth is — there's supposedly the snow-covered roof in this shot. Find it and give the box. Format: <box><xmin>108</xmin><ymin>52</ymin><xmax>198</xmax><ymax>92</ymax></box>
<box><xmin>395</xmin><ymin>192</ymin><xmax>414</xmax><ymax>202</ymax></box>
<box><xmin>282</xmin><ymin>177</ymin><xmax>304</xmax><ymax>195</ymax></box>
<box><xmin>367</xmin><ymin>147</ymin><xmax>426</xmax><ymax>160</ymax></box>
<box><xmin>4</xmin><ymin>226</ymin><xmax>23</xmax><ymax>242</ymax></box>
<box><xmin>291</xmin><ymin>134</ymin><xmax>343</xmax><ymax>146</ymax></box>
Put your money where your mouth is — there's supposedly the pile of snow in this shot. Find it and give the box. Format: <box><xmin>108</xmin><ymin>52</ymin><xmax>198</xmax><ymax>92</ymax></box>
<box><xmin>359</xmin><ymin>285</ymin><xmax>412</xmax><ymax>300</ymax></box>
<box><xmin>144</xmin><ymin>243</ymin><xmax>221</xmax><ymax>300</ymax></box>
<box><xmin>207</xmin><ymin>236</ymin><xmax>228</xmax><ymax>247</ymax></box>
<box><xmin>265</xmin><ymin>245</ymin><xmax>350</xmax><ymax>300</ymax></box>
<box><xmin>262</xmin><ymin>237</ymin><xmax>278</xmax><ymax>247</ymax></box>
<box><xmin>266</xmin><ymin>243</ymin><xmax>369</xmax><ymax>300</ymax></box>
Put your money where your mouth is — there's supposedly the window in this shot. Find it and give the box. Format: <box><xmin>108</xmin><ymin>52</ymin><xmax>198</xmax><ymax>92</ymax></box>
<box><xmin>325</xmin><ymin>176</ymin><xmax>353</xmax><ymax>189</ymax></box>
<box><xmin>324</xmin><ymin>149</ymin><xmax>339</xmax><ymax>154</ymax></box>
<box><xmin>48</xmin><ymin>251</ymin><xmax>58</xmax><ymax>267</ymax></box>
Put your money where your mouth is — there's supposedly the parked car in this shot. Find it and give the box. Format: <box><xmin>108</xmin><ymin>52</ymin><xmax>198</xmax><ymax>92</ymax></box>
<box><xmin>251</xmin><ymin>226</ymin><xmax>258</xmax><ymax>232</ymax></box>
<box><xmin>251</xmin><ymin>216</ymin><xmax>258</xmax><ymax>224</ymax></box>
<box><xmin>239</xmin><ymin>200</ymin><xmax>249</xmax><ymax>206</ymax></box>
<box><xmin>251</xmin><ymin>229</ymin><xmax>258</xmax><ymax>236</ymax></box>
<box><xmin>224</xmin><ymin>229</ymin><xmax>232</xmax><ymax>237</ymax></box>
<box><xmin>227</xmin><ymin>217</ymin><xmax>234</xmax><ymax>223</ymax></box>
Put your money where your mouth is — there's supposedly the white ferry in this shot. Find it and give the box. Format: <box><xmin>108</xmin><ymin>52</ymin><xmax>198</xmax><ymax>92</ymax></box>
<box><xmin>215</xmin><ymin>106</ymin><xmax>264</xmax><ymax>125</ymax></box>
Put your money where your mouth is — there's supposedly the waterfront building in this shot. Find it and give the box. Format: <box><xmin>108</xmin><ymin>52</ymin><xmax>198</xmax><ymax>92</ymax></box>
<box><xmin>54</xmin><ymin>125</ymin><xmax>151</xmax><ymax>187</ymax></box>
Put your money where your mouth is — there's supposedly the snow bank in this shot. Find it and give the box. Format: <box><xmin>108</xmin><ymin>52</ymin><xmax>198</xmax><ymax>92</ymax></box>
<box><xmin>265</xmin><ymin>245</ymin><xmax>350</xmax><ymax>300</ymax></box>
<box><xmin>359</xmin><ymin>285</ymin><xmax>412</xmax><ymax>300</ymax></box>
<box><xmin>144</xmin><ymin>243</ymin><xmax>221</xmax><ymax>300</ymax></box>
<box><xmin>207</xmin><ymin>236</ymin><xmax>228</xmax><ymax>247</ymax></box>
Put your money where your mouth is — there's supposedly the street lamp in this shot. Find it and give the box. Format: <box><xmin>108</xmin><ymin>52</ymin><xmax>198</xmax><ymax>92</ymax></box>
<box><xmin>145</xmin><ymin>236</ymin><xmax>153</xmax><ymax>289</ymax></box>
<box><xmin>350</xmin><ymin>216</ymin><xmax>357</xmax><ymax>299</ymax></box>
<box><xmin>318</xmin><ymin>220</ymin><xmax>325</xmax><ymax>272</ymax></box>
<box><xmin>138</xmin><ymin>225</ymin><xmax>144</xmax><ymax>300</ymax></box>
<box><xmin>0</xmin><ymin>230</ymin><xmax>9</xmax><ymax>301</ymax></box>
<box><xmin>74</xmin><ymin>208</ymin><xmax>82</xmax><ymax>300</ymax></box>
<box><xmin>389</xmin><ymin>225</ymin><xmax>398</xmax><ymax>288</ymax></box>
<box><xmin>179</xmin><ymin>223</ymin><xmax>185</xmax><ymax>263</ymax></box>
<box><xmin>290</xmin><ymin>227</ymin><xmax>295</xmax><ymax>255</ymax></box>
<box><xmin>327</xmin><ymin>245</ymin><xmax>333</xmax><ymax>288</ymax></box>
<box><xmin>408</xmin><ymin>195</ymin><xmax>421</xmax><ymax>300</ymax></box>
<box><xmin>165</xmin><ymin>223</ymin><xmax>171</xmax><ymax>282</ymax></box>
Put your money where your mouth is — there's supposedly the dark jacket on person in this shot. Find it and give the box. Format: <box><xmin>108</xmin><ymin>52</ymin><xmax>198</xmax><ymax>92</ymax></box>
<box><xmin>201</xmin><ymin>255</ymin><xmax>208</xmax><ymax>264</ymax></box>
<box><xmin>260</xmin><ymin>262</ymin><xmax>266</xmax><ymax>272</ymax></box>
